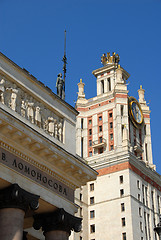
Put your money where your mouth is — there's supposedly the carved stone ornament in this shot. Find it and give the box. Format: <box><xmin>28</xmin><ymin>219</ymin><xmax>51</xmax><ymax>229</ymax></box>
<box><xmin>0</xmin><ymin>183</ymin><xmax>40</xmax><ymax>212</ymax></box>
<box><xmin>33</xmin><ymin>208</ymin><xmax>82</xmax><ymax>235</ymax></box>
<box><xmin>0</xmin><ymin>77</ymin><xmax>64</xmax><ymax>142</ymax></box>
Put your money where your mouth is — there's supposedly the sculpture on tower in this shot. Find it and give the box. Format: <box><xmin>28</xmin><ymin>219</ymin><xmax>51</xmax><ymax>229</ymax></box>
<box><xmin>56</xmin><ymin>73</ymin><xmax>65</xmax><ymax>99</ymax></box>
<box><xmin>101</xmin><ymin>52</ymin><xmax>120</xmax><ymax>66</ymax></box>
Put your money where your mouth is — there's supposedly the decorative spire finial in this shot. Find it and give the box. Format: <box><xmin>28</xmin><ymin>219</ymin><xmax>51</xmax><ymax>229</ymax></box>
<box><xmin>101</xmin><ymin>52</ymin><xmax>120</xmax><ymax>66</ymax></box>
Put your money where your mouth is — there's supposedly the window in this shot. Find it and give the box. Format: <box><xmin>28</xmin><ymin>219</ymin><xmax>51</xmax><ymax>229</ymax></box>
<box><xmin>90</xmin><ymin>210</ymin><xmax>95</xmax><ymax>219</ymax></box>
<box><xmin>151</xmin><ymin>191</ymin><xmax>154</xmax><ymax>211</ymax></box>
<box><xmin>90</xmin><ymin>197</ymin><xmax>94</xmax><ymax>204</ymax></box>
<box><xmin>101</xmin><ymin>80</ymin><xmax>104</xmax><ymax>94</ymax></box>
<box><xmin>157</xmin><ymin>195</ymin><xmax>160</xmax><ymax>214</ymax></box>
<box><xmin>99</xmin><ymin>125</ymin><xmax>102</xmax><ymax>132</ymax></box>
<box><xmin>110</xmin><ymin>145</ymin><xmax>114</xmax><ymax>151</ymax></box>
<box><xmin>144</xmin><ymin>125</ymin><xmax>146</xmax><ymax>135</ymax></box>
<box><xmin>120</xmin><ymin>189</ymin><xmax>124</xmax><ymax>197</ymax></box>
<box><xmin>140</xmin><ymin>221</ymin><xmax>143</xmax><ymax>232</ymax></box>
<box><xmin>81</xmin><ymin>137</ymin><xmax>83</xmax><ymax>158</ymax></box>
<box><xmin>90</xmin><ymin>224</ymin><xmax>95</xmax><ymax>233</ymax></box>
<box><xmin>110</xmin><ymin>122</ymin><xmax>113</xmax><ymax>129</ymax></box>
<box><xmin>89</xmin><ymin>140</ymin><xmax>92</xmax><ymax>147</ymax></box>
<box><xmin>99</xmin><ymin>116</ymin><xmax>102</xmax><ymax>121</ymax></box>
<box><xmin>122</xmin><ymin>217</ymin><xmax>126</xmax><ymax>227</ymax></box>
<box><xmin>120</xmin><ymin>175</ymin><xmax>124</xmax><ymax>184</ymax></box>
<box><xmin>89</xmin><ymin>119</ymin><xmax>92</xmax><ymax>125</ymax></box>
<box><xmin>108</xmin><ymin>78</ymin><xmax>111</xmax><ymax>91</ymax></box>
<box><xmin>99</xmin><ymin>137</ymin><xmax>102</xmax><ymax>143</ymax></box>
<box><xmin>122</xmin><ymin>232</ymin><xmax>126</xmax><ymax>240</ymax></box>
<box><xmin>109</xmin><ymin>112</ymin><xmax>112</xmax><ymax>118</ymax></box>
<box><xmin>80</xmin><ymin>207</ymin><xmax>83</xmax><ymax>217</ymax></box>
<box><xmin>137</xmin><ymin>180</ymin><xmax>140</xmax><ymax>189</ymax></box>
<box><xmin>89</xmin><ymin>151</ymin><xmax>92</xmax><ymax>157</ymax></box>
<box><xmin>80</xmin><ymin>193</ymin><xmax>82</xmax><ymax>201</ymax></box>
<box><xmin>145</xmin><ymin>186</ymin><xmax>148</xmax><ymax>206</ymax></box>
<box><xmin>142</xmin><ymin>184</ymin><xmax>145</xmax><ymax>204</ymax></box>
<box><xmin>121</xmin><ymin>105</ymin><xmax>124</xmax><ymax>117</ymax></box>
<box><xmin>121</xmin><ymin>203</ymin><xmax>125</xmax><ymax>212</ymax></box>
<box><xmin>110</xmin><ymin>133</ymin><xmax>113</xmax><ymax>140</ymax></box>
<box><xmin>89</xmin><ymin>129</ymin><xmax>92</xmax><ymax>135</ymax></box>
<box><xmin>90</xmin><ymin>183</ymin><xmax>94</xmax><ymax>191</ymax></box>
<box><xmin>98</xmin><ymin>147</ymin><xmax>103</xmax><ymax>154</ymax></box>
<box><xmin>81</xmin><ymin>118</ymin><xmax>84</xmax><ymax>129</ymax></box>
<box><xmin>139</xmin><ymin>207</ymin><xmax>142</xmax><ymax>217</ymax></box>
<box><xmin>138</xmin><ymin>194</ymin><xmax>141</xmax><ymax>201</ymax></box>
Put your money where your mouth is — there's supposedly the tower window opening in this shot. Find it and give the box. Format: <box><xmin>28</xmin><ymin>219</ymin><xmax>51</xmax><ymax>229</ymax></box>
<box><xmin>99</xmin><ymin>137</ymin><xmax>102</xmax><ymax>143</ymax></box>
<box><xmin>89</xmin><ymin>119</ymin><xmax>92</xmax><ymax>125</ymax></box>
<box><xmin>110</xmin><ymin>133</ymin><xmax>113</xmax><ymax>141</ymax></box>
<box><xmin>120</xmin><ymin>189</ymin><xmax>124</xmax><ymax>197</ymax></box>
<box><xmin>120</xmin><ymin>175</ymin><xmax>124</xmax><ymax>184</ymax></box>
<box><xmin>122</xmin><ymin>217</ymin><xmax>126</xmax><ymax>227</ymax></box>
<box><xmin>107</xmin><ymin>78</ymin><xmax>111</xmax><ymax>91</ymax></box>
<box><xmin>101</xmin><ymin>80</ymin><xmax>104</xmax><ymax>94</ymax></box>
<box><xmin>145</xmin><ymin>143</ymin><xmax>148</xmax><ymax>162</ymax></box>
<box><xmin>144</xmin><ymin>125</ymin><xmax>146</xmax><ymax>135</ymax></box>
<box><xmin>81</xmin><ymin>137</ymin><xmax>83</xmax><ymax>158</ymax></box>
<box><xmin>90</xmin><ymin>197</ymin><xmax>94</xmax><ymax>204</ymax></box>
<box><xmin>99</xmin><ymin>125</ymin><xmax>102</xmax><ymax>132</ymax></box>
<box><xmin>90</xmin><ymin>183</ymin><xmax>94</xmax><ymax>191</ymax></box>
<box><xmin>122</xmin><ymin>232</ymin><xmax>126</xmax><ymax>240</ymax></box>
<box><xmin>90</xmin><ymin>224</ymin><xmax>95</xmax><ymax>233</ymax></box>
<box><xmin>81</xmin><ymin>118</ymin><xmax>84</xmax><ymax>129</ymax></box>
<box><xmin>121</xmin><ymin>105</ymin><xmax>124</xmax><ymax>117</ymax></box>
<box><xmin>110</xmin><ymin>122</ymin><xmax>113</xmax><ymax>129</ymax></box>
<box><xmin>89</xmin><ymin>129</ymin><xmax>92</xmax><ymax>135</ymax></box>
<box><xmin>99</xmin><ymin>116</ymin><xmax>102</xmax><ymax>121</ymax></box>
<box><xmin>121</xmin><ymin>203</ymin><xmax>125</xmax><ymax>212</ymax></box>
<box><xmin>98</xmin><ymin>147</ymin><xmax>103</xmax><ymax>154</ymax></box>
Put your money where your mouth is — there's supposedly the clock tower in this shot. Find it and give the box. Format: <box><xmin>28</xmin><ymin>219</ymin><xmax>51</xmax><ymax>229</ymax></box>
<box><xmin>72</xmin><ymin>53</ymin><xmax>160</xmax><ymax>240</ymax></box>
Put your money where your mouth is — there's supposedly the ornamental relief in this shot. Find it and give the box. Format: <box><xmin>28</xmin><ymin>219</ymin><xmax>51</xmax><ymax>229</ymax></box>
<box><xmin>0</xmin><ymin>77</ymin><xmax>63</xmax><ymax>142</ymax></box>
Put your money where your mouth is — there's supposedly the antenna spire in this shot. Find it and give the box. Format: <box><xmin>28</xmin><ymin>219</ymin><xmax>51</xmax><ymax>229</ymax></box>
<box><xmin>62</xmin><ymin>30</ymin><xmax>67</xmax><ymax>98</ymax></box>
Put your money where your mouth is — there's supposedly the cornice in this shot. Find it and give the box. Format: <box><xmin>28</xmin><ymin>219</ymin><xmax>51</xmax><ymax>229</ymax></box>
<box><xmin>0</xmin><ymin>109</ymin><xmax>97</xmax><ymax>188</ymax></box>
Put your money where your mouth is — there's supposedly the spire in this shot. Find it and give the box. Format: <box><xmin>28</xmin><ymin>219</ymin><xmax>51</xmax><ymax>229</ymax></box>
<box><xmin>62</xmin><ymin>30</ymin><xmax>67</xmax><ymax>95</ymax></box>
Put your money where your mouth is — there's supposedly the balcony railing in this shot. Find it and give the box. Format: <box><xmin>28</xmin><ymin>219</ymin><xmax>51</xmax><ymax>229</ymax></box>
<box><xmin>92</xmin><ymin>138</ymin><xmax>106</xmax><ymax>148</ymax></box>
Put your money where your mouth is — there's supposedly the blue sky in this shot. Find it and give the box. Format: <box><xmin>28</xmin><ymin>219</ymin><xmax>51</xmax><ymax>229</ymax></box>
<box><xmin>0</xmin><ymin>0</ymin><xmax>161</xmax><ymax>172</ymax></box>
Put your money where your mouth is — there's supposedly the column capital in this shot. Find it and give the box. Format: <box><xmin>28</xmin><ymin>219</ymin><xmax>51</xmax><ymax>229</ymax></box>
<box><xmin>33</xmin><ymin>208</ymin><xmax>82</xmax><ymax>235</ymax></box>
<box><xmin>0</xmin><ymin>183</ymin><xmax>39</xmax><ymax>212</ymax></box>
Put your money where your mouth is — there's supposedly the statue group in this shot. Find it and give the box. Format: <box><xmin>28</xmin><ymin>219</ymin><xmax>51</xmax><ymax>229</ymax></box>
<box><xmin>0</xmin><ymin>77</ymin><xmax>64</xmax><ymax>142</ymax></box>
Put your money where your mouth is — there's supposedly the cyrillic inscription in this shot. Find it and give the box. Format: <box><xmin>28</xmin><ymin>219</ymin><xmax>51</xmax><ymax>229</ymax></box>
<box><xmin>0</xmin><ymin>148</ymin><xmax>74</xmax><ymax>202</ymax></box>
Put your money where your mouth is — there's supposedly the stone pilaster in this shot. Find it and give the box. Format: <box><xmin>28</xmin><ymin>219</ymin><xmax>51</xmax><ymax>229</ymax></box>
<box><xmin>33</xmin><ymin>208</ymin><xmax>82</xmax><ymax>240</ymax></box>
<box><xmin>0</xmin><ymin>184</ymin><xmax>39</xmax><ymax>240</ymax></box>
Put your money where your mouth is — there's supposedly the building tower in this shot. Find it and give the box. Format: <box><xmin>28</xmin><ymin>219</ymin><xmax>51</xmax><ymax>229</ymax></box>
<box><xmin>74</xmin><ymin>53</ymin><xmax>161</xmax><ymax>240</ymax></box>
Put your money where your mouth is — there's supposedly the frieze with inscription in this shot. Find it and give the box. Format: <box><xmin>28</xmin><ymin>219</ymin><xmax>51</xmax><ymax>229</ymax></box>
<box><xmin>0</xmin><ymin>148</ymin><xmax>74</xmax><ymax>202</ymax></box>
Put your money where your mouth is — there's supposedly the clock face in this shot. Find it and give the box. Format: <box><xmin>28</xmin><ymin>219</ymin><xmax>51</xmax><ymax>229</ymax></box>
<box><xmin>128</xmin><ymin>97</ymin><xmax>143</xmax><ymax>127</ymax></box>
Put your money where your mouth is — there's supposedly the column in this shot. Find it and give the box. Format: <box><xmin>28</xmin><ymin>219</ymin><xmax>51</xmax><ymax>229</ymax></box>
<box><xmin>0</xmin><ymin>184</ymin><xmax>39</xmax><ymax>240</ymax></box>
<box><xmin>33</xmin><ymin>208</ymin><xmax>82</xmax><ymax>240</ymax></box>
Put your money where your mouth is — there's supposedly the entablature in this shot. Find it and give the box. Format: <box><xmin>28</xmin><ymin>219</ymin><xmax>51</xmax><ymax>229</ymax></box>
<box><xmin>0</xmin><ymin>109</ymin><xmax>97</xmax><ymax>189</ymax></box>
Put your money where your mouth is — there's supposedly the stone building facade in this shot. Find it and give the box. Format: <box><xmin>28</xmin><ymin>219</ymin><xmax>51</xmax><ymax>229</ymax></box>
<box><xmin>0</xmin><ymin>52</ymin><xmax>97</xmax><ymax>240</ymax></box>
<box><xmin>74</xmin><ymin>53</ymin><xmax>161</xmax><ymax>240</ymax></box>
